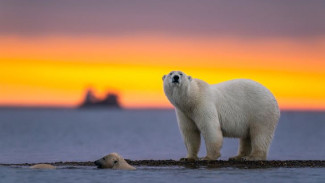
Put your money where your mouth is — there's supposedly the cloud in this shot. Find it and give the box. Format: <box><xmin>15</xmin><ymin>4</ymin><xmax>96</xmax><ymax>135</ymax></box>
<box><xmin>0</xmin><ymin>0</ymin><xmax>325</xmax><ymax>37</ymax></box>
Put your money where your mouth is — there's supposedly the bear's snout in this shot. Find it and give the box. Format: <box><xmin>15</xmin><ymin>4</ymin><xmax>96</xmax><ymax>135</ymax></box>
<box><xmin>94</xmin><ymin>160</ymin><xmax>99</xmax><ymax>165</ymax></box>
<box><xmin>94</xmin><ymin>160</ymin><xmax>102</xmax><ymax>168</ymax></box>
<box><xmin>172</xmin><ymin>75</ymin><xmax>180</xmax><ymax>83</ymax></box>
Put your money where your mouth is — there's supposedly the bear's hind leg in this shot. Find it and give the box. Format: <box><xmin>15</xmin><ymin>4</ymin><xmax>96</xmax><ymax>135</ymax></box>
<box><xmin>242</xmin><ymin>128</ymin><xmax>273</xmax><ymax>161</ymax></box>
<box><xmin>229</xmin><ymin>136</ymin><xmax>251</xmax><ymax>161</ymax></box>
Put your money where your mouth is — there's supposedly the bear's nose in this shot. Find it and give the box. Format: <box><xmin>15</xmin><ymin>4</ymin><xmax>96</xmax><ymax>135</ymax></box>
<box><xmin>94</xmin><ymin>160</ymin><xmax>100</xmax><ymax>166</ymax></box>
<box><xmin>173</xmin><ymin>75</ymin><xmax>179</xmax><ymax>82</ymax></box>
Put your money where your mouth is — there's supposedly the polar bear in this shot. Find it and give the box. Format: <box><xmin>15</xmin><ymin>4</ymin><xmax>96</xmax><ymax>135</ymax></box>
<box><xmin>30</xmin><ymin>164</ymin><xmax>56</xmax><ymax>169</ymax></box>
<box><xmin>163</xmin><ymin>71</ymin><xmax>280</xmax><ymax>161</ymax></box>
<box><xmin>94</xmin><ymin>153</ymin><xmax>136</xmax><ymax>170</ymax></box>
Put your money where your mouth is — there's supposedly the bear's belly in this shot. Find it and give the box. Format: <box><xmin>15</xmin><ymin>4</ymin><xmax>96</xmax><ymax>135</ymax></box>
<box><xmin>220</xmin><ymin>121</ymin><xmax>249</xmax><ymax>138</ymax></box>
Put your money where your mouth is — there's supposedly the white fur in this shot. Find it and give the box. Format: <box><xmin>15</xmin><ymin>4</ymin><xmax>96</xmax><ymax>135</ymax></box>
<box><xmin>163</xmin><ymin>71</ymin><xmax>280</xmax><ymax>161</ymax></box>
<box><xmin>30</xmin><ymin>164</ymin><xmax>55</xmax><ymax>169</ymax></box>
<box><xmin>94</xmin><ymin>153</ymin><xmax>136</xmax><ymax>170</ymax></box>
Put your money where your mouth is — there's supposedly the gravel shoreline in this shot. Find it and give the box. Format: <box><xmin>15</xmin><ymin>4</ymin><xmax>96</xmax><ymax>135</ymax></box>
<box><xmin>1</xmin><ymin>160</ymin><xmax>325</xmax><ymax>169</ymax></box>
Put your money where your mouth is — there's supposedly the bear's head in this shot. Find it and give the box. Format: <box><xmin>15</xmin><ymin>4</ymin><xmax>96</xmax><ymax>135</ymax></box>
<box><xmin>94</xmin><ymin>153</ymin><xmax>136</xmax><ymax>170</ymax></box>
<box><xmin>163</xmin><ymin>71</ymin><xmax>196</xmax><ymax>109</ymax></box>
<box><xmin>162</xmin><ymin>71</ymin><xmax>192</xmax><ymax>89</ymax></box>
<box><xmin>94</xmin><ymin>153</ymin><xmax>119</xmax><ymax>169</ymax></box>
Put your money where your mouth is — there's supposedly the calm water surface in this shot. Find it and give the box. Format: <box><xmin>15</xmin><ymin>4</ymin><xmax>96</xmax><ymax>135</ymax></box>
<box><xmin>0</xmin><ymin>108</ymin><xmax>324</xmax><ymax>182</ymax></box>
<box><xmin>0</xmin><ymin>166</ymin><xmax>324</xmax><ymax>183</ymax></box>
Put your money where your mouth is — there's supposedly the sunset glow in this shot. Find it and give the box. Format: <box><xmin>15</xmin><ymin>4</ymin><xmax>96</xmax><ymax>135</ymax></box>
<box><xmin>1</xmin><ymin>35</ymin><xmax>325</xmax><ymax>110</ymax></box>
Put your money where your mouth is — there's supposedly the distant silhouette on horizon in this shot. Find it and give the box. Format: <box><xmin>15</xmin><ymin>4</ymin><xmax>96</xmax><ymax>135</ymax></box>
<box><xmin>79</xmin><ymin>89</ymin><xmax>121</xmax><ymax>109</ymax></box>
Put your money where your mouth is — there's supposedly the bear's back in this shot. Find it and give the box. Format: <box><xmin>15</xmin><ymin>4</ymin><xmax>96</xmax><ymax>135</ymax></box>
<box><xmin>210</xmin><ymin>79</ymin><xmax>279</xmax><ymax>137</ymax></box>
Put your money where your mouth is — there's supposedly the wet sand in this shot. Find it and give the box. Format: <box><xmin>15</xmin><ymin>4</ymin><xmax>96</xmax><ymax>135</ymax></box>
<box><xmin>2</xmin><ymin>160</ymin><xmax>325</xmax><ymax>169</ymax></box>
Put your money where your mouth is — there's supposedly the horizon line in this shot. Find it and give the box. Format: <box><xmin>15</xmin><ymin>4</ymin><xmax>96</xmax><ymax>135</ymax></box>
<box><xmin>1</xmin><ymin>105</ymin><xmax>325</xmax><ymax>112</ymax></box>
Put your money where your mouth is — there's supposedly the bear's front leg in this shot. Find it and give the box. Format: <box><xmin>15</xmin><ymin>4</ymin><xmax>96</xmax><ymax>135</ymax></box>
<box><xmin>195</xmin><ymin>112</ymin><xmax>223</xmax><ymax>160</ymax></box>
<box><xmin>176</xmin><ymin>109</ymin><xmax>201</xmax><ymax>161</ymax></box>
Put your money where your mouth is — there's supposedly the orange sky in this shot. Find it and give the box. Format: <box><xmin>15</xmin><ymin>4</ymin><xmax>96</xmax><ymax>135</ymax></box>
<box><xmin>1</xmin><ymin>35</ymin><xmax>325</xmax><ymax>110</ymax></box>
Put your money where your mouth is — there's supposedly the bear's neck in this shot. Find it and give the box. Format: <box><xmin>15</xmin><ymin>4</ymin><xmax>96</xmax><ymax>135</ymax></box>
<box><xmin>171</xmin><ymin>82</ymin><xmax>198</xmax><ymax>111</ymax></box>
<box><xmin>115</xmin><ymin>159</ymin><xmax>135</xmax><ymax>170</ymax></box>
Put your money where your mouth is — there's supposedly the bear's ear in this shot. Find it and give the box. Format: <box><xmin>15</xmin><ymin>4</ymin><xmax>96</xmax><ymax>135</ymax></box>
<box><xmin>162</xmin><ymin>75</ymin><xmax>166</xmax><ymax>81</ymax></box>
<box><xmin>188</xmin><ymin>76</ymin><xmax>192</xmax><ymax>81</ymax></box>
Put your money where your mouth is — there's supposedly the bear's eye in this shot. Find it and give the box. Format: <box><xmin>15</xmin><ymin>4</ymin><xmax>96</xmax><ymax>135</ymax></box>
<box><xmin>169</xmin><ymin>73</ymin><xmax>173</xmax><ymax>76</ymax></box>
<box><xmin>180</xmin><ymin>73</ymin><xmax>183</xmax><ymax>76</ymax></box>
<box><xmin>103</xmin><ymin>157</ymin><xmax>105</xmax><ymax>160</ymax></box>
<box><xmin>113</xmin><ymin>160</ymin><xmax>118</xmax><ymax>164</ymax></box>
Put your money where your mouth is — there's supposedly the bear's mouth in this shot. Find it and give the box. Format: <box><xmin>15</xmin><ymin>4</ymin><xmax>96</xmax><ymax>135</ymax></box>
<box><xmin>96</xmin><ymin>164</ymin><xmax>103</xmax><ymax>169</ymax></box>
<box><xmin>172</xmin><ymin>79</ymin><xmax>180</xmax><ymax>84</ymax></box>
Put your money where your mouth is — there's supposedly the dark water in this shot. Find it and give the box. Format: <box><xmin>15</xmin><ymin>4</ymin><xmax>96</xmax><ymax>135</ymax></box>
<box><xmin>0</xmin><ymin>108</ymin><xmax>324</xmax><ymax>182</ymax></box>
